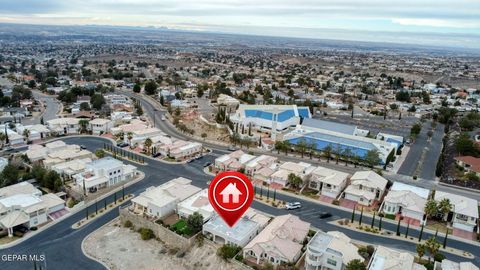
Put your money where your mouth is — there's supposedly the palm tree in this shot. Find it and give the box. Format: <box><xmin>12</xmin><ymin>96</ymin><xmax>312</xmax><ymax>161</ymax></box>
<box><xmin>283</xmin><ymin>141</ymin><xmax>291</xmax><ymax>155</ymax></box>
<box><xmin>323</xmin><ymin>144</ymin><xmax>332</xmax><ymax>162</ymax></box>
<box><xmin>416</xmin><ymin>244</ymin><xmax>425</xmax><ymax>260</ymax></box>
<box><xmin>22</xmin><ymin>129</ymin><xmax>30</xmax><ymax>143</ymax></box>
<box><xmin>144</xmin><ymin>138</ymin><xmax>153</xmax><ymax>155</ymax></box>
<box><xmin>343</xmin><ymin>148</ymin><xmax>352</xmax><ymax>166</ymax></box>
<box><xmin>334</xmin><ymin>145</ymin><xmax>342</xmax><ymax>164</ymax></box>
<box><xmin>424</xmin><ymin>237</ymin><xmax>441</xmax><ymax>262</ymax></box>
<box><xmin>78</xmin><ymin>119</ymin><xmax>89</xmax><ymax>134</ymax></box>
<box><xmin>127</xmin><ymin>132</ymin><xmax>133</xmax><ymax>148</ymax></box>
<box><xmin>438</xmin><ymin>198</ymin><xmax>452</xmax><ymax>220</ymax></box>
<box><xmin>424</xmin><ymin>199</ymin><xmax>438</xmax><ymax>219</ymax></box>
<box><xmin>275</xmin><ymin>141</ymin><xmax>284</xmax><ymax>154</ymax></box>
<box><xmin>296</xmin><ymin>139</ymin><xmax>308</xmax><ymax>158</ymax></box>
<box><xmin>0</xmin><ymin>132</ymin><xmax>6</xmax><ymax>149</ymax></box>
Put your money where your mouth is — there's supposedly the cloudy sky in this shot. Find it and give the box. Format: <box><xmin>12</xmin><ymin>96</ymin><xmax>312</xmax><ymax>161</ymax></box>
<box><xmin>1</xmin><ymin>0</ymin><xmax>479</xmax><ymax>48</ymax></box>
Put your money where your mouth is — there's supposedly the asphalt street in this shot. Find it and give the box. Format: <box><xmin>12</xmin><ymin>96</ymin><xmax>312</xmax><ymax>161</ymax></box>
<box><xmin>0</xmin><ymin>136</ymin><xmax>478</xmax><ymax>270</ymax></box>
<box><xmin>22</xmin><ymin>91</ymin><xmax>60</xmax><ymax>125</ymax></box>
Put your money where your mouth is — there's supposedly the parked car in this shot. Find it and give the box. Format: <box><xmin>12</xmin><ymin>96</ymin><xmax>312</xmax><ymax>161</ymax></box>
<box><xmin>319</xmin><ymin>212</ymin><xmax>332</xmax><ymax>219</ymax></box>
<box><xmin>80</xmin><ymin>145</ymin><xmax>87</xmax><ymax>150</ymax></box>
<box><xmin>285</xmin><ymin>202</ymin><xmax>302</xmax><ymax>210</ymax></box>
<box><xmin>116</xmin><ymin>142</ymin><xmax>129</xmax><ymax>148</ymax></box>
<box><xmin>227</xmin><ymin>145</ymin><xmax>236</xmax><ymax>151</ymax></box>
<box><xmin>152</xmin><ymin>153</ymin><xmax>161</xmax><ymax>158</ymax></box>
<box><xmin>203</xmin><ymin>162</ymin><xmax>212</xmax><ymax>168</ymax></box>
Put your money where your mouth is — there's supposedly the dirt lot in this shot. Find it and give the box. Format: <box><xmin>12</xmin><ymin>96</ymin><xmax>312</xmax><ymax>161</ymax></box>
<box><xmin>83</xmin><ymin>219</ymin><xmax>242</xmax><ymax>270</ymax></box>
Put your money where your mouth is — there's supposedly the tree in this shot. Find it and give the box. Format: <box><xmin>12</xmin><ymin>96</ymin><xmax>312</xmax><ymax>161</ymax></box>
<box><xmin>438</xmin><ymin>199</ymin><xmax>452</xmax><ymax>220</ymax></box>
<box><xmin>364</xmin><ymin>149</ymin><xmax>381</xmax><ymax>168</ymax></box>
<box><xmin>80</xmin><ymin>102</ymin><xmax>90</xmax><ymax>111</ymax></box>
<box><xmin>424</xmin><ymin>237</ymin><xmax>441</xmax><ymax>262</ymax></box>
<box><xmin>424</xmin><ymin>199</ymin><xmax>438</xmax><ymax>219</ymax></box>
<box><xmin>133</xmin><ymin>83</ymin><xmax>141</xmax><ymax>93</ymax></box>
<box><xmin>287</xmin><ymin>173</ymin><xmax>303</xmax><ymax>189</ymax></box>
<box><xmin>201</xmin><ymin>133</ymin><xmax>207</xmax><ymax>140</ymax></box>
<box><xmin>296</xmin><ymin>139</ymin><xmax>308</xmax><ymax>158</ymax></box>
<box><xmin>78</xmin><ymin>120</ymin><xmax>89</xmax><ymax>134</ymax></box>
<box><xmin>416</xmin><ymin>243</ymin><xmax>425</xmax><ymax>260</ymax></box>
<box><xmin>186</xmin><ymin>212</ymin><xmax>204</xmax><ymax>233</ymax></box>
<box><xmin>275</xmin><ymin>141</ymin><xmax>284</xmax><ymax>154</ymax></box>
<box><xmin>456</xmin><ymin>133</ymin><xmax>480</xmax><ymax>157</ymax></box>
<box><xmin>345</xmin><ymin>259</ymin><xmax>366</xmax><ymax>270</ymax></box>
<box><xmin>323</xmin><ymin>144</ymin><xmax>333</xmax><ymax>162</ymax></box>
<box><xmin>22</xmin><ymin>129</ymin><xmax>30</xmax><ymax>143</ymax></box>
<box><xmin>0</xmin><ymin>132</ymin><xmax>6</xmax><ymax>148</ymax></box>
<box><xmin>0</xmin><ymin>165</ymin><xmax>19</xmax><ymax>187</ymax></box>
<box><xmin>95</xmin><ymin>149</ymin><xmax>106</xmax><ymax>158</ymax></box>
<box><xmin>127</xmin><ymin>132</ymin><xmax>133</xmax><ymax>147</ymax></box>
<box><xmin>217</xmin><ymin>244</ymin><xmax>242</xmax><ymax>260</ymax></box>
<box><xmin>410</xmin><ymin>123</ymin><xmax>422</xmax><ymax>137</ymax></box>
<box><xmin>144</xmin><ymin>80</ymin><xmax>158</xmax><ymax>95</ymax></box>
<box><xmin>91</xmin><ymin>94</ymin><xmax>105</xmax><ymax>110</ymax></box>
<box><xmin>144</xmin><ymin>138</ymin><xmax>153</xmax><ymax>154</ymax></box>
<box><xmin>343</xmin><ymin>148</ymin><xmax>353</xmax><ymax>166</ymax></box>
<box><xmin>283</xmin><ymin>140</ymin><xmax>291</xmax><ymax>155</ymax></box>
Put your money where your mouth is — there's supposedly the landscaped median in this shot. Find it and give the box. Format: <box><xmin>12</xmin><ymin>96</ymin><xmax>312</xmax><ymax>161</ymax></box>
<box><xmin>330</xmin><ymin>218</ymin><xmax>474</xmax><ymax>261</ymax></box>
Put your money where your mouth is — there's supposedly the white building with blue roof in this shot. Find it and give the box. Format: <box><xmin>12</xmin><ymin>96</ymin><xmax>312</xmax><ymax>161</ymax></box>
<box><xmin>230</xmin><ymin>105</ymin><xmax>311</xmax><ymax>135</ymax></box>
<box><xmin>283</xmin><ymin>118</ymin><xmax>396</xmax><ymax>164</ymax></box>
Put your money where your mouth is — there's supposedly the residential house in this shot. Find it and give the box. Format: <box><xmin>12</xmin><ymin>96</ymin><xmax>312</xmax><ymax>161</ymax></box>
<box><xmin>382</xmin><ymin>182</ymin><xmax>429</xmax><ymax>226</ymax></box>
<box><xmin>434</xmin><ymin>191</ymin><xmax>478</xmax><ymax>235</ymax></box>
<box><xmin>434</xmin><ymin>259</ymin><xmax>478</xmax><ymax>270</ymax></box>
<box><xmin>51</xmin><ymin>158</ymin><xmax>93</xmax><ymax>179</ymax></box>
<box><xmin>0</xmin><ymin>182</ymin><xmax>65</xmax><ymax>237</ymax></box>
<box><xmin>89</xmin><ymin>118</ymin><xmax>113</xmax><ymax>135</ymax></box>
<box><xmin>309</xmin><ymin>166</ymin><xmax>350</xmax><ymax>199</ymax></box>
<box><xmin>454</xmin><ymin>156</ymin><xmax>480</xmax><ymax>177</ymax></box>
<box><xmin>203</xmin><ymin>209</ymin><xmax>269</xmax><ymax>247</ymax></box>
<box><xmin>305</xmin><ymin>231</ymin><xmax>363</xmax><ymax>270</ymax></box>
<box><xmin>214</xmin><ymin>150</ymin><xmax>256</xmax><ymax>172</ymax></box>
<box><xmin>270</xmin><ymin>162</ymin><xmax>315</xmax><ymax>187</ymax></box>
<box><xmin>245</xmin><ymin>155</ymin><xmax>278</xmax><ymax>176</ymax></box>
<box><xmin>343</xmin><ymin>171</ymin><xmax>388</xmax><ymax>207</ymax></box>
<box><xmin>243</xmin><ymin>214</ymin><xmax>310</xmax><ymax>265</ymax></box>
<box><xmin>73</xmin><ymin>157</ymin><xmax>137</xmax><ymax>193</ymax></box>
<box><xmin>131</xmin><ymin>177</ymin><xmax>201</xmax><ymax>218</ymax></box>
<box><xmin>367</xmin><ymin>245</ymin><xmax>426</xmax><ymax>270</ymax></box>
<box><xmin>16</xmin><ymin>124</ymin><xmax>50</xmax><ymax>142</ymax></box>
<box><xmin>177</xmin><ymin>189</ymin><xmax>214</xmax><ymax>222</ymax></box>
<box><xmin>46</xmin><ymin>118</ymin><xmax>81</xmax><ymax>135</ymax></box>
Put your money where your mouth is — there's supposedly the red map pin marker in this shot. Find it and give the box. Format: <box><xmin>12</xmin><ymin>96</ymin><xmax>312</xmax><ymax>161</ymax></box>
<box><xmin>208</xmin><ymin>171</ymin><xmax>254</xmax><ymax>227</ymax></box>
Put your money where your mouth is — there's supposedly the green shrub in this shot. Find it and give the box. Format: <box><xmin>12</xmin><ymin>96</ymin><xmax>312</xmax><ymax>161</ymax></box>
<box><xmin>139</xmin><ymin>228</ymin><xmax>154</xmax><ymax>240</ymax></box>
<box><xmin>434</xmin><ymin>253</ymin><xmax>446</xmax><ymax>262</ymax></box>
<box><xmin>124</xmin><ymin>220</ymin><xmax>133</xmax><ymax>228</ymax></box>
<box><xmin>423</xmin><ymin>262</ymin><xmax>434</xmax><ymax>270</ymax></box>
<box><xmin>217</xmin><ymin>244</ymin><xmax>242</xmax><ymax>260</ymax></box>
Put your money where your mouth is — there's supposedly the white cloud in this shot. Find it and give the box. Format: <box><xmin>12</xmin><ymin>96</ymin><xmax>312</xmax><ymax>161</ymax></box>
<box><xmin>392</xmin><ymin>18</ymin><xmax>480</xmax><ymax>29</ymax></box>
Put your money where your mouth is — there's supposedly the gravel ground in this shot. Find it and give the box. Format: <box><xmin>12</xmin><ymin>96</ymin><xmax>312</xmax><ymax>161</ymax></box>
<box><xmin>83</xmin><ymin>219</ymin><xmax>242</xmax><ymax>270</ymax></box>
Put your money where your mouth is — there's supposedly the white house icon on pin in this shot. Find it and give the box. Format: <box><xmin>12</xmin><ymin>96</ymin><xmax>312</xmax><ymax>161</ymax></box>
<box><xmin>220</xmin><ymin>182</ymin><xmax>242</xmax><ymax>204</ymax></box>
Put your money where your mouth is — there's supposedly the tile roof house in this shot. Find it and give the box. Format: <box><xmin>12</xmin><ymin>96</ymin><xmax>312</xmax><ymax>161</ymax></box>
<box><xmin>434</xmin><ymin>191</ymin><xmax>479</xmax><ymax>233</ymax></box>
<box><xmin>343</xmin><ymin>171</ymin><xmax>388</xmax><ymax>207</ymax></box>
<box><xmin>434</xmin><ymin>259</ymin><xmax>479</xmax><ymax>270</ymax></box>
<box><xmin>309</xmin><ymin>166</ymin><xmax>350</xmax><ymax>199</ymax></box>
<box><xmin>176</xmin><ymin>189</ymin><xmax>214</xmax><ymax>222</ymax></box>
<box><xmin>131</xmin><ymin>177</ymin><xmax>201</xmax><ymax>218</ymax></box>
<box><xmin>368</xmin><ymin>245</ymin><xmax>426</xmax><ymax>270</ymax></box>
<box><xmin>454</xmin><ymin>156</ymin><xmax>480</xmax><ymax>176</ymax></box>
<box><xmin>0</xmin><ymin>182</ymin><xmax>65</xmax><ymax>237</ymax></box>
<box><xmin>382</xmin><ymin>182</ymin><xmax>430</xmax><ymax>225</ymax></box>
<box><xmin>305</xmin><ymin>231</ymin><xmax>363</xmax><ymax>270</ymax></box>
<box><xmin>73</xmin><ymin>157</ymin><xmax>137</xmax><ymax>193</ymax></box>
<box><xmin>270</xmin><ymin>162</ymin><xmax>315</xmax><ymax>187</ymax></box>
<box><xmin>243</xmin><ymin>214</ymin><xmax>310</xmax><ymax>265</ymax></box>
<box><xmin>203</xmin><ymin>209</ymin><xmax>269</xmax><ymax>247</ymax></box>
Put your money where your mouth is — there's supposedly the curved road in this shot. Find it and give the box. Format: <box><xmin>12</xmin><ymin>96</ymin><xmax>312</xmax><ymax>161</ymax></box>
<box><xmin>1</xmin><ymin>136</ymin><xmax>478</xmax><ymax>270</ymax></box>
